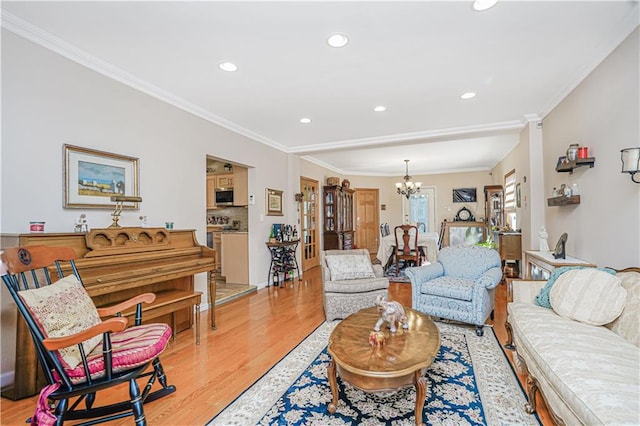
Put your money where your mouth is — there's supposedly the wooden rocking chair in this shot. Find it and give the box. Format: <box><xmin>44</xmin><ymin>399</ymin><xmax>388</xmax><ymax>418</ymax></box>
<box><xmin>1</xmin><ymin>246</ymin><xmax>176</xmax><ymax>425</ymax></box>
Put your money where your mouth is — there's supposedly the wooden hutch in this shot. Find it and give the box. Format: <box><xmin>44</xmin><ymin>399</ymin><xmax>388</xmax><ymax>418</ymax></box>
<box><xmin>323</xmin><ymin>185</ymin><xmax>354</xmax><ymax>250</ymax></box>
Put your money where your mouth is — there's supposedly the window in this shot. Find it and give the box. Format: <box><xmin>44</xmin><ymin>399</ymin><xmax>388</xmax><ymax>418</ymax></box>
<box><xmin>402</xmin><ymin>187</ymin><xmax>436</xmax><ymax>232</ymax></box>
<box><xmin>504</xmin><ymin>170</ymin><xmax>517</xmax><ymax>230</ymax></box>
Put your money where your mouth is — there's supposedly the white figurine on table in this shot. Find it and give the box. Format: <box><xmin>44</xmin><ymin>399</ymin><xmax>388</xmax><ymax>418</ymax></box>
<box><xmin>539</xmin><ymin>226</ymin><xmax>550</xmax><ymax>252</ymax></box>
<box><xmin>74</xmin><ymin>213</ymin><xmax>89</xmax><ymax>233</ymax></box>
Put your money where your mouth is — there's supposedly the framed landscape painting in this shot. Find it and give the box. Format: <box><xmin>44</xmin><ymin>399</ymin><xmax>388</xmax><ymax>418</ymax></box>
<box><xmin>266</xmin><ymin>188</ymin><xmax>284</xmax><ymax>216</ymax></box>
<box><xmin>63</xmin><ymin>144</ymin><xmax>140</xmax><ymax>209</ymax></box>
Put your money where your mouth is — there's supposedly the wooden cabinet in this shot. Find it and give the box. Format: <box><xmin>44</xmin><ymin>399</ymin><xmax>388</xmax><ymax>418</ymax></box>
<box><xmin>210</xmin><ymin>229</ymin><xmax>222</xmax><ymax>269</ymax></box>
<box><xmin>232</xmin><ymin>167</ymin><xmax>248</xmax><ymax>206</ymax></box>
<box><xmin>216</xmin><ymin>173</ymin><xmax>233</xmax><ymax>188</ymax></box>
<box><xmin>484</xmin><ymin>185</ymin><xmax>504</xmax><ymax>227</ymax></box>
<box><xmin>206</xmin><ymin>174</ymin><xmax>217</xmax><ymax>209</ymax></box>
<box><xmin>207</xmin><ymin>168</ymin><xmax>249</xmax><ymax>208</ymax></box>
<box><xmin>494</xmin><ymin>232</ymin><xmax>522</xmax><ymax>278</ymax></box>
<box><xmin>323</xmin><ymin>185</ymin><xmax>354</xmax><ymax>250</ymax></box>
<box><xmin>221</xmin><ymin>233</ymin><xmax>248</xmax><ymax>284</ymax></box>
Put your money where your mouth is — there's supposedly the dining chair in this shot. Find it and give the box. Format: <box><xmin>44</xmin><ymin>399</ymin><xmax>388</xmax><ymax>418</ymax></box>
<box><xmin>393</xmin><ymin>224</ymin><xmax>421</xmax><ymax>275</ymax></box>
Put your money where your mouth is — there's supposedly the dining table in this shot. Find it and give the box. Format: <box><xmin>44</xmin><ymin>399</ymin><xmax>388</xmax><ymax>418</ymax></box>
<box><xmin>376</xmin><ymin>231</ymin><xmax>439</xmax><ymax>270</ymax></box>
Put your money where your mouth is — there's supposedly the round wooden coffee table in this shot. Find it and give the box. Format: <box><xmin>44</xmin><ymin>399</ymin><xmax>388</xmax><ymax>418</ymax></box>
<box><xmin>327</xmin><ymin>306</ymin><xmax>441</xmax><ymax>426</ymax></box>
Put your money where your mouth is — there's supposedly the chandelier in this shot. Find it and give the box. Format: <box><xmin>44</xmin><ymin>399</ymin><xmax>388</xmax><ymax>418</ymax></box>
<box><xmin>395</xmin><ymin>159</ymin><xmax>422</xmax><ymax>199</ymax></box>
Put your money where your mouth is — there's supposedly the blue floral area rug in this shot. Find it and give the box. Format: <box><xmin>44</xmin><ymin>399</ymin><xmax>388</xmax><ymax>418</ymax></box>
<box><xmin>383</xmin><ymin>264</ymin><xmax>411</xmax><ymax>283</ymax></box>
<box><xmin>208</xmin><ymin>321</ymin><xmax>539</xmax><ymax>426</ymax></box>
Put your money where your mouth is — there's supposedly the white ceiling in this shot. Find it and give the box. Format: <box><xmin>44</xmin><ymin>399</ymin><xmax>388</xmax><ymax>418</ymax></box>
<box><xmin>2</xmin><ymin>1</ymin><xmax>638</xmax><ymax>176</ymax></box>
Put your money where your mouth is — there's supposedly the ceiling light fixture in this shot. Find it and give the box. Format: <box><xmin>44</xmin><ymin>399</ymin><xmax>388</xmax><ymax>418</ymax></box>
<box><xmin>473</xmin><ymin>0</ymin><xmax>499</xmax><ymax>11</ymax></box>
<box><xmin>219</xmin><ymin>62</ymin><xmax>238</xmax><ymax>72</ymax></box>
<box><xmin>395</xmin><ymin>160</ymin><xmax>422</xmax><ymax>199</ymax></box>
<box><xmin>374</xmin><ymin>106</ymin><xmax>386</xmax><ymax>112</ymax></box>
<box><xmin>327</xmin><ymin>33</ymin><xmax>349</xmax><ymax>48</ymax></box>
<box><xmin>460</xmin><ymin>92</ymin><xmax>476</xmax><ymax>100</ymax></box>
<box><xmin>299</xmin><ymin>118</ymin><xmax>312</xmax><ymax>124</ymax></box>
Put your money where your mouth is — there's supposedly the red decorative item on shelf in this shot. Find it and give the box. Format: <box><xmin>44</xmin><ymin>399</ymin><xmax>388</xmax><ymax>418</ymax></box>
<box><xmin>578</xmin><ymin>146</ymin><xmax>589</xmax><ymax>159</ymax></box>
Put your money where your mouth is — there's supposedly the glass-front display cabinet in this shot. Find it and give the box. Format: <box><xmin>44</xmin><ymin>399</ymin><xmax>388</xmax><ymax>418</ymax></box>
<box><xmin>323</xmin><ymin>185</ymin><xmax>354</xmax><ymax>250</ymax></box>
<box><xmin>484</xmin><ymin>185</ymin><xmax>504</xmax><ymax>228</ymax></box>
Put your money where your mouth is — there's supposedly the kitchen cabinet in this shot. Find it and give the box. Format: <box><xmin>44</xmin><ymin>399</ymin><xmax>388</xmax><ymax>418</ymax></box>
<box><xmin>216</xmin><ymin>174</ymin><xmax>233</xmax><ymax>188</ymax></box>
<box><xmin>206</xmin><ymin>174</ymin><xmax>217</xmax><ymax>209</ymax></box>
<box><xmin>221</xmin><ymin>232</ymin><xmax>248</xmax><ymax>284</ymax></box>
<box><xmin>212</xmin><ymin>230</ymin><xmax>221</xmax><ymax>270</ymax></box>
<box><xmin>233</xmin><ymin>167</ymin><xmax>248</xmax><ymax>206</ymax></box>
<box><xmin>206</xmin><ymin>172</ymin><xmax>236</xmax><ymax>209</ymax></box>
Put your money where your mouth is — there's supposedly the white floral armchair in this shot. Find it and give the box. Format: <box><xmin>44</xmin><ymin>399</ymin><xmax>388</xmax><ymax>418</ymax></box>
<box><xmin>321</xmin><ymin>249</ymin><xmax>389</xmax><ymax>321</ymax></box>
<box><xmin>405</xmin><ymin>245</ymin><xmax>502</xmax><ymax>336</ymax></box>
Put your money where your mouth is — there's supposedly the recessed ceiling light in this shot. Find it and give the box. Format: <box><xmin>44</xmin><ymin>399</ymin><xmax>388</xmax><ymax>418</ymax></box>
<box><xmin>473</xmin><ymin>0</ymin><xmax>498</xmax><ymax>11</ymax></box>
<box><xmin>460</xmin><ymin>92</ymin><xmax>477</xmax><ymax>100</ymax></box>
<box><xmin>327</xmin><ymin>33</ymin><xmax>349</xmax><ymax>48</ymax></box>
<box><xmin>299</xmin><ymin>118</ymin><xmax>312</xmax><ymax>124</ymax></box>
<box><xmin>374</xmin><ymin>106</ymin><xmax>387</xmax><ymax>112</ymax></box>
<box><xmin>219</xmin><ymin>62</ymin><xmax>238</xmax><ymax>72</ymax></box>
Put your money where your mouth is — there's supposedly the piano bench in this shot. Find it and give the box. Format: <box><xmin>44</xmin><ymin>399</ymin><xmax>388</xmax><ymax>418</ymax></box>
<box><xmin>114</xmin><ymin>290</ymin><xmax>203</xmax><ymax>345</ymax></box>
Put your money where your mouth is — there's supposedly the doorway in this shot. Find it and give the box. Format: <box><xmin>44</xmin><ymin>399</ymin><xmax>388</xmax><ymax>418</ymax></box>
<box><xmin>354</xmin><ymin>188</ymin><xmax>379</xmax><ymax>254</ymax></box>
<box><xmin>300</xmin><ymin>177</ymin><xmax>320</xmax><ymax>271</ymax></box>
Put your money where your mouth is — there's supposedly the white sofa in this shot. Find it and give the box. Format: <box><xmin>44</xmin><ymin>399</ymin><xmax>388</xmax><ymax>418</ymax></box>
<box><xmin>506</xmin><ymin>268</ymin><xmax>640</xmax><ymax>425</ymax></box>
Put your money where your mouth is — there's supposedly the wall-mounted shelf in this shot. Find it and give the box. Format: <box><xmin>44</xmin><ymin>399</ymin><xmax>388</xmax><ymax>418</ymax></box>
<box><xmin>547</xmin><ymin>195</ymin><xmax>580</xmax><ymax>206</ymax></box>
<box><xmin>556</xmin><ymin>157</ymin><xmax>595</xmax><ymax>174</ymax></box>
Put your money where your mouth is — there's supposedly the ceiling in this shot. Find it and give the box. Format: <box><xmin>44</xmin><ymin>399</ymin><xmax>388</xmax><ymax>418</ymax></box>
<box><xmin>2</xmin><ymin>1</ymin><xmax>638</xmax><ymax>176</ymax></box>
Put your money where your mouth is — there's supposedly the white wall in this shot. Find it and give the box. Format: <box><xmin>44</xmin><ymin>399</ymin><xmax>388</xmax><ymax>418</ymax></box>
<box><xmin>0</xmin><ymin>31</ymin><xmax>299</xmax><ymax>385</ymax></box>
<box><xmin>541</xmin><ymin>28</ymin><xmax>639</xmax><ymax>268</ymax></box>
<box><xmin>491</xmin><ymin>28</ymin><xmax>640</xmax><ymax>268</ymax></box>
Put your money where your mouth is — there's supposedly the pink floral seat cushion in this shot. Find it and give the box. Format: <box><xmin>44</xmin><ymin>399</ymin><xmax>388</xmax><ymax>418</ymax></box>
<box><xmin>65</xmin><ymin>323</ymin><xmax>172</xmax><ymax>384</ymax></box>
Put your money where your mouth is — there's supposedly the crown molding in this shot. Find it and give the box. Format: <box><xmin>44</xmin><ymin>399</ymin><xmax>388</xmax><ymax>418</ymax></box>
<box><xmin>290</xmin><ymin>120</ymin><xmax>525</xmax><ymax>154</ymax></box>
<box><xmin>1</xmin><ymin>11</ymin><xmax>286</xmax><ymax>152</ymax></box>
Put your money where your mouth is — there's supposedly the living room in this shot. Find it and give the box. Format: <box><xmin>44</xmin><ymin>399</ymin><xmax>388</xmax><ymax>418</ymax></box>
<box><xmin>1</xmin><ymin>1</ymin><xmax>639</xmax><ymax>424</ymax></box>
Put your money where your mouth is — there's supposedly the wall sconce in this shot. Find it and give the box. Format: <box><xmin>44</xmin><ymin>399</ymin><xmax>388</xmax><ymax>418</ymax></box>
<box><xmin>621</xmin><ymin>147</ymin><xmax>640</xmax><ymax>183</ymax></box>
<box><xmin>294</xmin><ymin>192</ymin><xmax>304</xmax><ymax>212</ymax></box>
<box><xmin>109</xmin><ymin>195</ymin><xmax>143</xmax><ymax>228</ymax></box>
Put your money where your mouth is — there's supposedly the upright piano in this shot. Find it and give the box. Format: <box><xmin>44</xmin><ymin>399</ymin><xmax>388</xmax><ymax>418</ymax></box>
<box><xmin>2</xmin><ymin>227</ymin><xmax>215</xmax><ymax>400</ymax></box>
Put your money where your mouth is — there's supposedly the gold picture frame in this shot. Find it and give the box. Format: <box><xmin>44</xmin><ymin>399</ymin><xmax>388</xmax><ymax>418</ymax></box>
<box><xmin>63</xmin><ymin>144</ymin><xmax>140</xmax><ymax>209</ymax></box>
<box><xmin>266</xmin><ymin>188</ymin><xmax>284</xmax><ymax>216</ymax></box>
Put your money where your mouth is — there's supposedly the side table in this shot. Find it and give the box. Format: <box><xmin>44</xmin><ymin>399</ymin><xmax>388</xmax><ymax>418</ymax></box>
<box><xmin>266</xmin><ymin>240</ymin><xmax>301</xmax><ymax>286</ymax></box>
<box><xmin>523</xmin><ymin>250</ymin><xmax>595</xmax><ymax>280</ymax></box>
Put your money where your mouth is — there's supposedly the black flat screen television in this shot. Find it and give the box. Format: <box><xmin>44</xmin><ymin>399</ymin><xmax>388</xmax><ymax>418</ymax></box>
<box><xmin>452</xmin><ymin>187</ymin><xmax>477</xmax><ymax>203</ymax></box>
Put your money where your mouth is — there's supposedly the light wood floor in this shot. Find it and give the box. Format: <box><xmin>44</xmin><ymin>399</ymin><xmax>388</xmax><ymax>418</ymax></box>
<box><xmin>0</xmin><ymin>266</ymin><xmax>551</xmax><ymax>425</ymax></box>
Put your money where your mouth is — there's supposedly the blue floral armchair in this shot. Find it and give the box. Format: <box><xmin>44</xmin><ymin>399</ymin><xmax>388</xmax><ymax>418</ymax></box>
<box><xmin>405</xmin><ymin>245</ymin><xmax>502</xmax><ymax>336</ymax></box>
